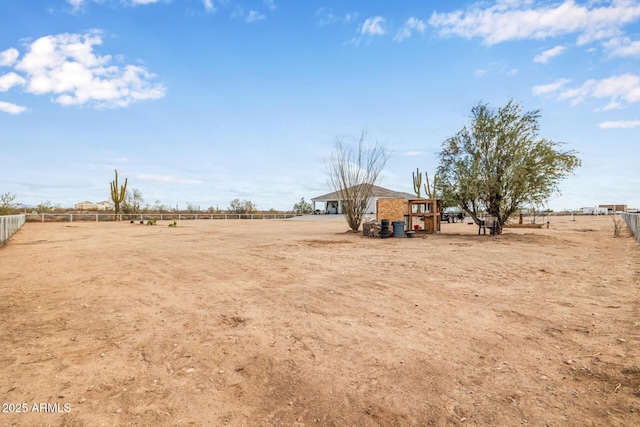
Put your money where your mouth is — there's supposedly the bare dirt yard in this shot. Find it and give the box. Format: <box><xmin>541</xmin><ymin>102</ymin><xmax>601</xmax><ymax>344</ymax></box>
<box><xmin>1</xmin><ymin>215</ymin><xmax>639</xmax><ymax>427</ymax></box>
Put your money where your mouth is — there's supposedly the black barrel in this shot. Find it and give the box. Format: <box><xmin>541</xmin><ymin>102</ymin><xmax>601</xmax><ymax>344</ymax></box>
<box><xmin>379</xmin><ymin>219</ymin><xmax>391</xmax><ymax>238</ymax></box>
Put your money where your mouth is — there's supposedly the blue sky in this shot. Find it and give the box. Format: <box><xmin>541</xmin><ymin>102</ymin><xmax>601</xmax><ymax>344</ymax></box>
<box><xmin>1</xmin><ymin>0</ymin><xmax>639</xmax><ymax>211</ymax></box>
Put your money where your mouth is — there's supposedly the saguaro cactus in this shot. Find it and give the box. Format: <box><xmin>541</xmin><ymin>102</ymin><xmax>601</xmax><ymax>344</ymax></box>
<box><xmin>412</xmin><ymin>168</ymin><xmax>423</xmax><ymax>198</ymax></box>
<box><xmin>110</xmin><ymin>169</ymin><xmax>128</xmax><ymax>219</ymax></box>
<box><xmin>424</xmin><ymin>171</ymin><xmax>437</xmax><ymax>199</ymax></box>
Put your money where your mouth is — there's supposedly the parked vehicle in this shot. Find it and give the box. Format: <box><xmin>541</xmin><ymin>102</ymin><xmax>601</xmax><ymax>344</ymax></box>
<box><xmin>441</xmin><ymin>209</ymin><xmax>465</xmax><ymax>223</ymax></box>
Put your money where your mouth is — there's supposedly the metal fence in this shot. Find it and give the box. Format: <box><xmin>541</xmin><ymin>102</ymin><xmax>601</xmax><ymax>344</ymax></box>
<box><xmin>25</xmin><ymin>213</ymin><xmax>299</xmax><ymax>223</ymax></box>
<box><xmin>0</xmin><ymin>214</ymin><xmax>26</xmax><ymax>248</ymax></box>
<box><xmin>622</xmin><ymin>213</ymin><xmax>640</xmax><ymax>243</ymax></box>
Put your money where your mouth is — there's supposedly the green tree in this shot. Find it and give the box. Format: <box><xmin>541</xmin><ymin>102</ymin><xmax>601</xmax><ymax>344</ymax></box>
<box><xmin>228</xmin><ymin>199</ymin><xmax>256</xmax><ymax>214</ymax></box>
<box><xmin>437</xmin><ymin>100</ymin><xmax>581</xmax><ymax>234</ymax></box>
<box><xmin>326</xmin><ymin>131</ymin><xmax>389</xmax><ymax>231</ymax></box>
<box><xmin>37</xmin><ymin>201</ymin><xmax>53</xmax><ymax>213</ymax></box>
<box><xmin>0</xmin><ymin>192</ymin><xmax>18</xmax><ymax>215</ymax></box>
<box><xmin>292</xmin><ymin>197</ymin><xmax>313</xmax><ymax>214</ymax></box>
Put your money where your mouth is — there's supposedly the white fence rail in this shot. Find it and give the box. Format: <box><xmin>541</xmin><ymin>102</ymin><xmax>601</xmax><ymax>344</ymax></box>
<box><xmin>622</xmin><ymin>213</ymin><xmax>640</xmax><ymax>243</ymax></box>
<box><xmin>0</xmin><ymin>214</ymin><xmax>26</xmax><ymax>248</ymax></box>
<box><xmin>25</xmin><ymin>213</ymin><xmax>299</xmax><ymax>222</ymax></box>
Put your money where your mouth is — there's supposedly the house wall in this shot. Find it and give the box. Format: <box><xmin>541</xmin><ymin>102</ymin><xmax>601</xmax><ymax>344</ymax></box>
<box><xmin>365</xmin><ymin>198</ymin><xmax>376</xmax><ymax>214</ymax></box>
<box><xmin>376</xmin><ymin>198</ymin><xmax>408</xmax><ymax>223</ymax></box>
<box><xmin>96</xmin><ymin>202</ymin><xmax>114</xmax><ymax>211</ymax></box>
<box><xmin>75</xmin><ymin>203</ymin><xmax>97</xmax><ymax>211</ymax></box>
<box><xmin>599</xmin><ymin>204</ymin><xmax>627</xmax><ymax>212</ymax></box>
<box><xmin>326</xmin><ymin>201</ymin><xmax>339</xmax><ymax>214</ymax></box>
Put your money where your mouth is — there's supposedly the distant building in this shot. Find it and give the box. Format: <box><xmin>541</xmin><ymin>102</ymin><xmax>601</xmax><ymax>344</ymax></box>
<box><xmin>599</xmin><ymin>204</ymin><xmax>627</xmax><ymax>213</ymax></box>
<box><xmin>75</xmin><ymin>201</ymin><xmax>97</xmax><ymax>211</ymax></box>
<box><xmin>95</xmin><ymin>200</ymin><xmax>115</xmax><ymax>210</ymax></box>
<box><xmin>581</xmin><ymin>207</ymin><xmax>608</xmax><ymax>215</ymax></box>
<box><xmin>75</xmin><ymin>200</ymin><xmax>114</xmax><ymax>211</ymax></box>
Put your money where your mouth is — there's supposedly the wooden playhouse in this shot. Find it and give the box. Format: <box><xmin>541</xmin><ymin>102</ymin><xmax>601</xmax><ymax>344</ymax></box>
<box><xmin>375</xmin><ymin>198</ymin><xmax>442</xmax><ymax>234</ymax></box>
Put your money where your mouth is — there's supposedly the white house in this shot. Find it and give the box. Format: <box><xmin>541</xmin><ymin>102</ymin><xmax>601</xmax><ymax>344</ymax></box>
<box><xmin>75</xmin><ymin>200</ymin><xmax>115</xmax><ymax>211</ymax></box>
<box><xmin>311</xmin><ymin>185</ymin><xmax>417</xmax><ymax>215</ymax></box>
<box><xmin>95</xmin><ymin>200</ymin><xmax>115</xmax><ymax>210</ymax></box>
<box><xmin>75</xmin><ymin>201</ymin><xmax>97</xmax><ymax>211</ymax></box>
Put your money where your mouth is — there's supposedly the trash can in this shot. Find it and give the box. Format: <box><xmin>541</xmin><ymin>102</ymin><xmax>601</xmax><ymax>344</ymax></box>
<box><xmin>392</xmin><ymin>221</ymin><xmax>405</xmax><ymax>238</ymax></box>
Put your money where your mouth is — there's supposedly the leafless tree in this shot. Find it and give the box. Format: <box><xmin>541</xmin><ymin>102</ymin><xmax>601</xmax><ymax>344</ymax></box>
<box><xmin>327</xmin><ymin>131</ymin><xmax>389</xmax><ymax>231</ymax></box>
<box><xmin>610</xmin><ymin>213</ymin><xmax>624</xmax><ymax>237</ymax></box>
<box><xmin>122</xmin><ymin>188</ymin><xmax>144</xmax><ymax>216</ymax></box>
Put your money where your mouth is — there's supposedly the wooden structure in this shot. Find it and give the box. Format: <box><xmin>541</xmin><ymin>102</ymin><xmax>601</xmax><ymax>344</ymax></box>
<box><xmin>375</xmin><ymin>198</ymin><xmax>408</xmax><ymax>223</ymax></box>
<box><xmin>407</xmin><ymin>199</ymin><xmax>441</xmax><ymax>234</ymax></box>
<box><xmin>376</xmin><ymin>198</ymin><xmax>442</xmax><ymax>234</ymax></box>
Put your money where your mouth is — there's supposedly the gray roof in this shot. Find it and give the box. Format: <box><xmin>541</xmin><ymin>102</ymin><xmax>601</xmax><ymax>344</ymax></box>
<box><xmin>312</xmin><ymin>185</ymin><xmax>417</xmax><ymax>202</ymax></box>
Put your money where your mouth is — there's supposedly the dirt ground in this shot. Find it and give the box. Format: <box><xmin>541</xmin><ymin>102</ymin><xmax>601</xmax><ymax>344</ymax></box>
<box><xmin>0</xmin><ymin>215</ymin><xmax>639</xmax><ymax>427</ymax></box>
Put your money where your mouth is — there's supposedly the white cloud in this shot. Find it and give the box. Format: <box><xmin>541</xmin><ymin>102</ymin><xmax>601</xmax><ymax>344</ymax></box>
<box><xmin>246</xmin><ymin>10</ymin><xmax>265</xmax><ymax>23</ymax></box>
<box><xmin>138</xmin><ymin>174</ymin><xmax>202</xmax><ymax>184</ymax></box>
<box><xmin>343</xmin><ymin>13</ymin><xmax>358</xmax><ymax>24</ymax></box>
<box><xmin>0</xmin><ymin>101</ymin><xmax>27</xmax><ymax>114</ymax></box>
<box><xmin>534</xmin><ymin>45</ymin><xmax>566</xmax><ymax>63</ymax></box>
<box><xmin>598</xmin><ymin>120</ymin><xmax>640</xmax><ymax>128</ymax></box>
<box><xmin>202</xmin><ymin>0</ymin><xmax>230</xmax><ymax>12</ymax></box>
<box><xmin>361</xmin><ymin>16</ymin><xmax>386</xmax><ymax>36</ymax></box>
<box><xmin>532</xmin><ymin>78</ymin><xmax>571</xmax><ymax>95</ymax></box>
<box><xmin>473</xmin><ymin>62</ymin><xmax>518</xmax><ymax>78</ymax></box>
<box><xmin>67</xmin><ymin>0</ymin><xmax>85</xmax><ymax>10</ymax></box>
<box><xmin>130</xmin><ymin>0</ymin><xmax>162</xmax><ymax>5</ymax></box>
<box><xmin>0</xmin><ymin>72</ymin><xmax>26</xmax><ymax>92</ymax></box>
<box><xmin>403</xmin><ymin>151</ymin><xmax>423</xmax><ymax>156</ymax></box>
<box><xmin>230</xmin><ymin>6</ymin><xmax>244</xmax><ymax>18</ymax></box>
<box><xmin>344</xmin><ymin>37</ymin><xmax>362</xmax><ymax>47</ymax></box>
<box><xmin>556</xmin><ymin>73</ymin><xmax>640</xmax><ymax>107</ymax></box>
<box><xmin>11</xmin><ymin>32</ymin><xmax>165</xmax><ymax>108</ymax></box>
<box><xmin>394</xmin><ymin>17</ymin><xmax>426</xmax><ymax>42</ymax></box>
<box><xmin>0</xmin><ymin>48</ymin><xmax>20</xmax><ymax>66</ymax></box>
<box><xmin>316</xmin><ymin>8</ymin><xmax>359</xmax><ymax>26</ymax></box>
<box><xmin>429</xmin><ymin>0</ymin><xmax>640</xmax><ymax>46</ymax></box>
<box><xmin>263</xmin><ymin>0</ymin><xmax>276</xmax><ymax>11</ymax></box>
<box><xmin>603</xmin><ymin>36</ymin><xmax>640</xmax><ymax>57</ymax></box>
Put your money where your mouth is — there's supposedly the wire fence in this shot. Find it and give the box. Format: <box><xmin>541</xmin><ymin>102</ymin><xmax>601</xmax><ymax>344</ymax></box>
<box><xmin>0</xmin><ymin>214</ymin><xmax>26</xmax><ymax>248</ymax></box>
<box><xmin>25</xmin><ymin>213</ymin><xmax>300</xmax><ymax>223</ymax></box>
<box><xmin>622</xmin><ymin>213</ymin><xmax>640</xmax><ymax>244</ymax></box>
